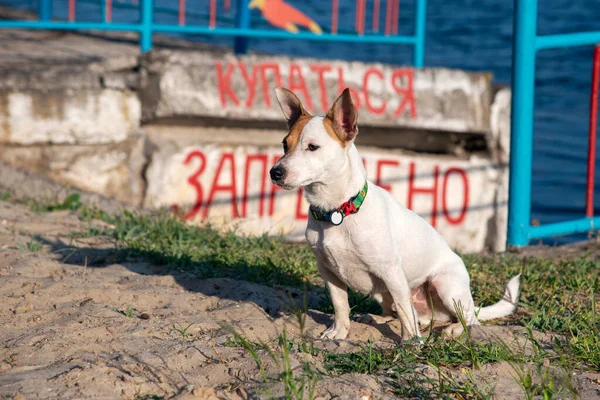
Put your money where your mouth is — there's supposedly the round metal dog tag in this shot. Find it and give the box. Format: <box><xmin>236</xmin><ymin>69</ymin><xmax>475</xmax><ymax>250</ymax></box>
<box><xmin>331</xmin><ymin>211</ymin><xmax>344</xmax><ymax>225</ymax></box>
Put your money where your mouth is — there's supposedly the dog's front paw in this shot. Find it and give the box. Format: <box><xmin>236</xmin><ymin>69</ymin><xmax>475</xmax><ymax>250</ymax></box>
<box><xmin>320</xmin><ymin>322</ymin><xmax>349</xmax><ymax>340</ymax></box>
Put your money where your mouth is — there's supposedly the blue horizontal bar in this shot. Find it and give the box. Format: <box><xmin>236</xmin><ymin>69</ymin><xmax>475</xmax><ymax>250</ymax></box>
<box><xmin>536</xmin><ymin>31</ymin><xmax>600</xmax><ymax>50</ymax></box>
<box><xmin>0</xmin><ymin>20</ymin><xmax>417</xmax><ymax>45</ymax></box>
<box><xmin>527</xmin><ymin>216</ymin><xmax>600</xmax><ymax>239</ymax></box>
<box><xmin>0</xmin><ymin>20</ymin><xmax>143</xmax><ymax>31</ymax></box>
<box><xmin>152</xmin><ymin>24</ymin><xmax>418</xmax><ymax>44</ymax></box>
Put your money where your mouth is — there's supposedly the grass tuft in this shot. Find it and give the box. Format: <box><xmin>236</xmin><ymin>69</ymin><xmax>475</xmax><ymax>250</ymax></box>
<box><xmin>29</xmin><ymin>193</ymin><xmax>83</xmax><ymax>213</ymax></box>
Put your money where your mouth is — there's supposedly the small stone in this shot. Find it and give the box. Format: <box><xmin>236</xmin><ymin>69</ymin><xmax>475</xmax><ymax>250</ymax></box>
<box><xmin>236</xmin><ymin>387</ymin><xmax>248</xmax><ymax>399</ymax></box>
<box><xmin>191</xmin><ymin>387</ymin><xmax>219</xmax><ymax>399</ymax></box>
<box><xmin>139</xmin><ymin>313</ymin><xmax>150</xmax><ymax>320</ymax></box>
<box><xmin>14</xmin><ymin>304</ymin><xmax>31</xmax><ymax>314</ymax></box>
<box><xmin>79</xmin><ymin>298</ymin><xmax>93</xmax><ymax>307</ymax></box>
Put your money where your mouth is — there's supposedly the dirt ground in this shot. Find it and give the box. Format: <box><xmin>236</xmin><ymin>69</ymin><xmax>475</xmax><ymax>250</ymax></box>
<box><xmin>1</xmin><ymin>199</ymin><xmax>599</xmax><ymax>399</ymax></box>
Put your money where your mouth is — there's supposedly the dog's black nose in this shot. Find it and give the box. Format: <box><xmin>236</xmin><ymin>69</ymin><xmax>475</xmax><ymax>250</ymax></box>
<box><xmin>270</xmin><ymin>166</ymin><xmax>285</xmax><ymax>182</ymax></box>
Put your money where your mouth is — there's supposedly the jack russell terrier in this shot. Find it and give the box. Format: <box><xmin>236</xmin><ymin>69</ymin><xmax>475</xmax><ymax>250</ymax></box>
<box><xmin>270</xmin><ymin>87</ymin><xmax>520</xmax><ymax>340</ymax></box>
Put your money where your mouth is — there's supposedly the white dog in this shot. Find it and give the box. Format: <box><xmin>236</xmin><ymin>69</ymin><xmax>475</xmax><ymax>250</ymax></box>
<box><xmin>270</xmin><ymin>87</ymin><xmax>520</xmax><ymax>340</ymax></box>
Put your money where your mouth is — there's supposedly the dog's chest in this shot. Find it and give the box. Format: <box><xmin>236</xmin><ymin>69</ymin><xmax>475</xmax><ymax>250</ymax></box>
<box><xmin>306</xmin><ymin>224</ymin><xmax>384</xmax><ymax>294</ymax></box>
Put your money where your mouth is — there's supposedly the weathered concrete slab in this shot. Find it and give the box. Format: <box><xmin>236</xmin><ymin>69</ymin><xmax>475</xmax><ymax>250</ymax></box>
<box><xmin>0</xmin><ymin>89</ymin><xmax>140</xmax><ymax>145</ymax></box>
<box><xmin>142</xmin><ymin>50</ymin><xmax>493</xmax><ymax>134</ymax></box>
<box><xmin>144</xmin><ymin>136</ymin><xmax>507</xmax><ymax>252</ymax></box>
<box><xmin>0</xmin><ymin>29</ymin><xmax>138</xmax><ymax>73</ymax></box>
<box><xmin>490</xmin><ymin>86</ymin><xmax>511</xmax><ymax>165</ymax></box>
<box><xmin>0</xmin><ymin>136</ymin><xmax>147</xmax><ymax>206</ymax></box>
<box><xmin>487</xmin><ymin>87</ymin><xmax>511</xmax><ymax>250</ymax></box>
<box><xmin>0</xmin><ymin>64</ymin><xmax>140</xmax><ymax>92</ymax></box>
<box><xmin>0</xmin><ymin>162</ymin><xmax>139</xmax><ymax>215</ymax></box>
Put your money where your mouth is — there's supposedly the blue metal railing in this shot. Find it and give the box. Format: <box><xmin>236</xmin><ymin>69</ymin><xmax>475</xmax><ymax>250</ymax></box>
<box><xmin>508</xmin><ymin>0</ymin><xmax>600</xmax><ymax>246</ymax></box>
<box><xmin>0</xmin><ymin>0</ymin><xmax>428</xmax><ymax>66</ymax></box>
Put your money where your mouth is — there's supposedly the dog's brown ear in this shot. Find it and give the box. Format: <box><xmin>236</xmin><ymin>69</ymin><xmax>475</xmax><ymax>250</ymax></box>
<box><xmin>275</xmin><ymin>87</ymin><xmax>308</xmax><ymax>128</ymax></box>
<box><xmin>326</xmin><ymin>88</ymin><xmax>358</xmax><ymax>143</ymax></box>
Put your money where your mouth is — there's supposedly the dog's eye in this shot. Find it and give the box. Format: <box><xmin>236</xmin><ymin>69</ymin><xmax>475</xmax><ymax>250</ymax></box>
<box><xmin>282</xmin><ymin>140</ymin><xmax>288</xmax><ymax>153</ymax></box>
<box><xmin>307</xmin><ymin>144</ymin><xmax>319</xmax><ymax>152</ymax></box>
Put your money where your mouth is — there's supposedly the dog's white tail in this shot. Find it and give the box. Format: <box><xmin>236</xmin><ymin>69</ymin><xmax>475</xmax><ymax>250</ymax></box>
<box><xmin>475</xmin><ymin>274</ymin><xmax>521</xmax><ymax>321</ymax></box>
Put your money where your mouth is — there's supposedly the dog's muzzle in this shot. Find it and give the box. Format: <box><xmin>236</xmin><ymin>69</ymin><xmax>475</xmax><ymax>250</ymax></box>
<box><xmin>270</xmin><ymin>165</ymin><xmax>286</xmax><ymax>184</ymax></box>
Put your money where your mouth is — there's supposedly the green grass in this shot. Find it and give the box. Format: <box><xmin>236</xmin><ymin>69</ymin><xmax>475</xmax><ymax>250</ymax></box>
<box><xmin>74</xmin><ymin>210</ymin><xmax>390</xmax><ymax>315</ymax></box>
<box><xmin>323</xmin><ymin>329</ymin><xmax>564</xmax><ymax>398</ymax></box>
<box><xmin>464</xmin><ymin>254</ymin><xmax>600</xmax><ymax>371</ymax></box>
<box><xmin>13</xmin><ymin>196</ymin><xmax>600</xmax><ymax>398</ymax></box>
<box><xmin>106</xmin><ymin>211</ymin><xmax>319</xmax><ymax>288</ymax></box>
<box><xmin>100</xmin><ymin>211</ymin><xmax>600</xmax><ymax>359</ymax></box>
<box><xmin>28</xmin><ymin>193</ymin><xmax>83</xmax><ymax>212</ymax></box>
<box><xmin>120</xmin><ymin>306</ymin><xmax>135</xmax><ymax>318</ymax></box>
<box><xmin>17</xmin><ymin>238</ymin><xmax>43</xmax><ymax>252</ymax></box>
<box><xmin>0</xmin><ymin>190</ymin><xmax>12</xmax><ymax>201</ymax></box>
<box><xmin>225</xmin><ymin>327</ymin><xmax>319</xmax><ymax>400</ymax></box>
<box><xmin>99</xmin><ymin>211</ymin><xmax>596</xmax><ymax>398</ymax></box>
<box><xmin>60</xmin><ymin>207</ymin><xmax>600</xmax><ymax>371</ymax></box>
<box><xmin>171</xmin><ymin>322</ymin><xmax>196</xmax><ymax>340</ymax></box>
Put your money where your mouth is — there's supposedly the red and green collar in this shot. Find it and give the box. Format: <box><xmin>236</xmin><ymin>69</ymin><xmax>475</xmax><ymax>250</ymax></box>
<box><xmin>309</xmin><ymin>182</ymin><xmax>368</xmax><ymax>226</ymax></box>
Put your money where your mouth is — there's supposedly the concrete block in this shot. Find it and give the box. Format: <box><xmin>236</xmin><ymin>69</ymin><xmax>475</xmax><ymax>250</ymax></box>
<box><xmin>0</xmin><ymin>89</ymin><xmax>140</xmax><ymax>145</ymax></box>
<box><xmin>0</xmin><ymin>136</ymin><xmax>147</xmax><ymax>207</ymax></box>
<box><xmin>141</xmin><ymin>50</ymin><xmax>492</xmax><ymax>134</ymax></box>
<box><xmin>144</xmin><ymin>133</ymin><xmax>507</xmax><ymax>253</ymax></box>
<box><xmin>487</xmin><ymin>87</ymin><xmax>512</xmax><ymax>252</ymax></box>
<box><xmin>490</xmin><ymin>86</ymin><xmax>511</xmax><ymax>164</ymax></box>
<box><xmin>0</xmin><ymin>161</ymin><xmax>138</xmax><ymax>216</ymax></box>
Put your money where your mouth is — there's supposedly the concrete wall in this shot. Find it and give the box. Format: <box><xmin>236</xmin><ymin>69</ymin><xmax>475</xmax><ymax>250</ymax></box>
<box><xmin>142</xmin><ymin>50</ymin><xmax>492</xmax><ymax>134</ymax></box>
<box><xmin>0</xmin><ymin>89</ymin><xmax>140</xmax><ymax>145</ymax></box>
<box><xmin>0</xmin><ymin>46</ymin><xmax>511</xmax><ymax>253</ymax></box>
<box><xmin>0</xmin><ymin>63</ymin><xmax>145</xmax><ymax>206</ymax></box>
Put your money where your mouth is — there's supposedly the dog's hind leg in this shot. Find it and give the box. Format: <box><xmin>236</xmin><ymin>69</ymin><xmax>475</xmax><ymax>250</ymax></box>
<box><xmin>373</xmin><ymin>291</ymin><xmax>395</xmax><ymax>316</ymax></box>
<box><xmin>373</xmin><ymin>261</ymin><xmax>420</xmax><ymax>340</ymax></box>
<box><xmin>375</xmin><ymin>291</ymin><xmax>422</xmax><ymax>327</ymax></box>
<box><xmin>430</xmin><ymin>264</ymin><xmax>480</xmax><ymax>338</ymax></box>
<box><xmin>360</xmin><ymin>292</ymin><xmax>397</xmax><ymax>327</ymax></box>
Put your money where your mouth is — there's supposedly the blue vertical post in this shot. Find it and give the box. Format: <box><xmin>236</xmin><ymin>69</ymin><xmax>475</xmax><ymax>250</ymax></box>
<box><xmin>101</xmin><ymin>0</ymin><xmax>107</xmax><ymax>22</ymax></box>
<box><xmin>141</xmin><ymin>0</ymin><xmax>153</xmax><ymax>52</ymax></box>
<box><xmin>413</xmin><ymin>0</ymin><xmax>427</xmax><ymax>67</ymax></box>
<box><xmin>234</xmin><ymin>0</ymin><xmax>251</xmax><ymax>54</ymax></box>
<box><xmin>38</xmin><ymin>0</ymin><xmax>53</xmax><ymax>21</ymax></box>
<box><xmin>507</xmin><ymin>0</ymin><xmax>538</xmax><ymax>247</ymax></box>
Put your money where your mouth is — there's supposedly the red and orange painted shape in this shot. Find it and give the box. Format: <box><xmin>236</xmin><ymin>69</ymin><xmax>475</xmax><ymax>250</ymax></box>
<box><xmin>249</xmin><ymin>0</ymin><xmax>322</xmax><ymax>34</ymax></box>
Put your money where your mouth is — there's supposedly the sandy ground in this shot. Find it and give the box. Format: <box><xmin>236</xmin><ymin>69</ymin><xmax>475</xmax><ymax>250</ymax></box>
<box><xmin>1</xmin><ymin>200</ymin><xmax>599</xmax><ymax>399</ymax></box>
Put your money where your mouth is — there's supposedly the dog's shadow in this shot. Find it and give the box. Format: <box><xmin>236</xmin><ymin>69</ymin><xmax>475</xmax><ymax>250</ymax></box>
<box><xmin>306</xmin><ymin>310</ymin><xmax>406</xmax><ymax>343</ymax></box>
<box><xmin>37</xmin><ymin>235</ymin><xmax>415</xmax><ymax>344</ymax></box>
